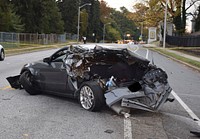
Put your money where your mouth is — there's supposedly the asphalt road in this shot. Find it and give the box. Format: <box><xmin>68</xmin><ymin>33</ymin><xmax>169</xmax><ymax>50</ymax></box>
<box><xmin>0</xmin><ymin>43</ymin><xmax>200</xmax><ymax>139</ymax></box>
<box><xmin>131</xmin><ymin>44</ymin><xmax>200</xmax><ymax>139</ymax></box>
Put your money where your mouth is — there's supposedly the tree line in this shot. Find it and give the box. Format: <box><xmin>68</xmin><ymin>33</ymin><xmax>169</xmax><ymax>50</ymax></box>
<box><xmin>129</xmin><ymin>0</ymin><xmax>200</xmax><ymax>35</ymax></box>
<box><xmin>0</xmin><ymin>0</ymin><xmax>199</xmax><ymax>42</ymax></box>
<box><xmin>0</xmin><ymin>0</ymin><xmax>140</xmax><ymax>42</ymax></box>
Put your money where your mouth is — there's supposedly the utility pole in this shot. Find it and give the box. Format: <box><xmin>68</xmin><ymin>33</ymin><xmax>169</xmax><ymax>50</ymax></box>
<box><xmin>77</xmin><ymin>3</ymin><xmax>91</xmax><ymax>42</ymax></box>
<box><xmin>163</xmin><ymin>0</ymin><xmax>168</xmax><ymax>48</ymax></box>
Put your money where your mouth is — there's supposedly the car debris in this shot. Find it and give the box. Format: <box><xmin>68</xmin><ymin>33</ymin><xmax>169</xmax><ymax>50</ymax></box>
<box><xmin>7</xmin><ymin>45</ymin><xmax>173</xmax><ymax>114</ymax></box>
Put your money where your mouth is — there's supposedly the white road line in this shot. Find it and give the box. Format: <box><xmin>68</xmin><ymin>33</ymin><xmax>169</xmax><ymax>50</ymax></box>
<box><xmin>125</xmin><ymin>47</ymin><xmax>200</xmax><ymax>136</ymax></box>
<box><xmin>145</xmin><ymin>49</ymin><xmax>149</xmax><ymax>59</ymax></box>
<box><xmin>134</xmin><ymin>45</ymin><xmax>139</xmax><ymax>53</ymax></box>
<box><xmin>144</xmin><ymin>48</ymin><xmax>200</xmax><ymax>127</ymax></box>
<box><xmin>124</xmin><ymin>117</ymin><xmax>133</xmax><ymax>139</ymax></box>
<box><xmin>171</xmin><ymin>90</ymin><xmax>200</xmax><ymax>126</ymax></box>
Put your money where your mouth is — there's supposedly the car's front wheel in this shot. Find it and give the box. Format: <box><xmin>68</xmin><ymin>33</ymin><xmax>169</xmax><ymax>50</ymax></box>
<box><xmin>0</xmin><ymin>50</ymin><xmax>5</xmax><ymax>61</ymax></box>
<box><xmin>20</xmin><ymin>71</ymin><xmax>40</xmax><ymax>95</ymax></box>
<box><xmin>79</xmin><ymin>81</ymin><xmax>105</xmax><ymax>112</ymax></box>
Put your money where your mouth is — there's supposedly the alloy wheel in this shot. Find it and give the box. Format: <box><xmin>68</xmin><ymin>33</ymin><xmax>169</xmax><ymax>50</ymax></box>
<box><xmin>80</xmin><ymin>86</ymin><xmax>95</xmax><ymax>110</ymax></box>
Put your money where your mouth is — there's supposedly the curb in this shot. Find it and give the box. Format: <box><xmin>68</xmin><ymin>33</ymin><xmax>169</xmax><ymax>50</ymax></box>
<box><xmin>149</xmin><ymin>48</ymin><xmax>200</xmax><ymax>73</ymax></box>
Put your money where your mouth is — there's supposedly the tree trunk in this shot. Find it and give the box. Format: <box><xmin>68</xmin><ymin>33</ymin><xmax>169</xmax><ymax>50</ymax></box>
<box><xmin>182</xmin><ymin>0</ymin><xmax>186</xmax><ymax>33</ymax></box>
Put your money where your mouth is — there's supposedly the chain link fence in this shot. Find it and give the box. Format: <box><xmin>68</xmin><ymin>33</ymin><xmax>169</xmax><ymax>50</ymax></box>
<box><xmin>0</xmin><ymin>32</ymin><xmax>77</xmax><ymax>47</ymax></box>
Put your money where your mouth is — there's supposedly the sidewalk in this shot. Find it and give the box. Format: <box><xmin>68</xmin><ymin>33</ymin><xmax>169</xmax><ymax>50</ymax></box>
<box><xmin>143</xmin><ymin>44</ymin><xmax>200</xmax><ymax>71</ymax></box>
<box><xmin>143</xmin><ymin>44</ymin><xmax>200</xmax><ymax>62</ymax></box>
<box><xmin>167</xmin><ymin>49</ymin><xmax>200</xmax><ymax>62</ymax></box>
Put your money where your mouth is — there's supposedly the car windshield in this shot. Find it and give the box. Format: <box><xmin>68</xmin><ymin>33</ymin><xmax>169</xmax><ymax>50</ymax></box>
<box><xmin>51</xmin><ymin>48</ymin><xmax>69</xmax><ymax>62</ymax></box>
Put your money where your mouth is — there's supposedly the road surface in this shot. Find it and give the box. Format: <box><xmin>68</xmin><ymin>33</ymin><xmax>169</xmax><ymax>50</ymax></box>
<box><xmin>0</xmin><ymin>43</ymin><xmax>200</xmax><ymax>139</ymax></box>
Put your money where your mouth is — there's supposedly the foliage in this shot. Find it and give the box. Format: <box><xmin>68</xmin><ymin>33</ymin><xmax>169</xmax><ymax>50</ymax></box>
<box><xmin>80</xmin><ymin>9</ymin><xmax>89</xmax><ymax>36</ymax></box>
<box><xmin>40</xmin><ymin>0</ymin><xmax>64</xmax><ymax>34</ymax></box>
<box><xmin>0</xmin><ymin>0</ymin><xmax>142</xmax><ymax>42</ymax></box>
<box><xmin>12</xmin><ymin>0</ymin><xmax>64</xmax><ymax>33</ymax></box>
<box><xmin>86</xmin><ymin>0</ymin><xmax>102</xmax><ymax>42</ymax></box>
<box><xmin>168</xmin><ymin>0</ymin><xmax>185</xmax><ymax>34</ymax></box>
<box><xmin>127</xmin><ymin>2</ymin><xmax>164</xmax><ymax>40</ymax></box>
<box><xmin>58</xmin><ymin>0</ymin><xmax>103</xmax><ymax>41</ymax></box>
<box><xmin>158</xmin><ymin>0</ymin><xmax>199</xmax><ymax>34</ymax></box>
<box><xmin>99</xmin><ymin>0</ymin><xmax>112</xmax><ymax>23</ymax></box>
<box><xmin>99</xmin><ymin>1</ymin><xmax>139</xmax><ymax>41</ymax></box>
<box><xmin>146</xmin><ymin>0</ymin><xmax>164</xmax><ymax>26</ymax></box>
<box><xmin>128</xmin><ymin>3</ymin><xmax>149</xmax><ymax>23</ymax></box>
<box><xmin>111</xmin><ymin>8</ymin><xmax>139</xmax><ymax>40</ymax></box>
<box><xmin>195</xmin><ymin>5</ymin><xmax>200</xmax><ymax>31</ymax></box>
<box><xmin>129</xmin><ymin>0</ymin><xmax>199</xmax><ymax>35</ymax></box>
<box><xmin>0</xmin><ymin>0</ymin><xmax>24</xmax><ymax>32</ymax></box>
<box><xmin>106</xmin><ymin>25</ymin><xmax>121</xmax><ymax>42</ymax></box>
<box><xmin>57</xmin><ymin>0</ymin><xmax>78</xmax><ymax>34</ymax></box>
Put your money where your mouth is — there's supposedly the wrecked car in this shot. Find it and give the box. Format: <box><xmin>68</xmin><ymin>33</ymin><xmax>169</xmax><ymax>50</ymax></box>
<box><xmin>7</xmin><ymin>45</ymin><xmax>173</xmax><ymax>114</ymax></box>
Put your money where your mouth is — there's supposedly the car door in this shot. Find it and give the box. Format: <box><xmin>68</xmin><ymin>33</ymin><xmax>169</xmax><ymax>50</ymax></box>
<box><xmin>39</xmin><ymin>48</ymin><xmax>74</xmax><ymax>96</ymax></box>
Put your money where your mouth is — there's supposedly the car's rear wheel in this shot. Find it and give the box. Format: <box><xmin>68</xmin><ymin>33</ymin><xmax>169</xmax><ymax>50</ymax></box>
<box><xmin>0</xmin><ymin>50</ymin><xmax>5</xmax><ymax>61</ymax></box>
<box><xmin>20</xmin><ymin>71</ymin><xmax>40</xmax><ymax>95</ymax></box>
<box><xmin>79</xmin><ymin>81</ymin><xmax>105</xmax><ymax>112</ymax></box>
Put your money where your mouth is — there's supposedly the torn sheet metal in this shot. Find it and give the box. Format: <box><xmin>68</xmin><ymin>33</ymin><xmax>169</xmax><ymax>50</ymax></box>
<box><xmin>6</xmin><ymin>75</ymin><xmax>21</xmax><ymax>89</ymax></box>
<box><xmin>104</xmin><ymin>68</ymin><xmax>172</xmax><ymax>114</ymax></box>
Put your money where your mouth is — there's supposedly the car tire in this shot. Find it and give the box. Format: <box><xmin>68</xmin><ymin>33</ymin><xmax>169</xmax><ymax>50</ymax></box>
<box><xmin>20</xmin><ymin>71</ymin><xmax>40</xmax><ymax>95</ymax></box>
<box><xmin>78</xmin><ymin>81</ymin><xmax>105</xmax><ymax>112</ymax></box>
<box><xmin>0</xmin><ymin>49</ymin><xmax>5</xmax><ymax>61</ymax></box>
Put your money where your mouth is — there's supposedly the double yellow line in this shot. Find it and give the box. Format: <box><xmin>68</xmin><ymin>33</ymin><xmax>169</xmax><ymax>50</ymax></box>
<box><xmin>0</xmin><ymin>85</ymin><xmax>13</xmax><ymax>90</ymax></box>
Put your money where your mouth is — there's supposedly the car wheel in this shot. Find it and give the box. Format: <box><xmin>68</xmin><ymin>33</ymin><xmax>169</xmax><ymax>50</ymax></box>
<box><xmin>79</xmin><ymin>81</ymin><xmax>105</xmax><ymax>112</ymax></box>
<box><xmin>0</xmin><ymin>50</ymin><xmax>5</xmax><ymax>61</ymax></box>
<box><xmin>20</xmin><ymin>71</ymin><xmax>39</xmax><ymax>95</ymax></box>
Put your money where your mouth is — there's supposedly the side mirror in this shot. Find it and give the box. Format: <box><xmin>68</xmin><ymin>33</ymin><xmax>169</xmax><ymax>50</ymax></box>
<box><xmin>43</xmin><ymin>57</ymin><xmax>51</xmax><ymax>64</ymax></box>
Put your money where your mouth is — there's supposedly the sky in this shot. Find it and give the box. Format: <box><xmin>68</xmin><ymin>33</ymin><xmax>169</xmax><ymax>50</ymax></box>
<box><xmin>103</xmin><ymin>0</ymin><xmax>135</xmax><ymax>11</ymax></box>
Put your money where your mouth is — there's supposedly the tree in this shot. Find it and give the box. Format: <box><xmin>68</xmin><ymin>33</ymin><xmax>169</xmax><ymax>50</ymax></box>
<box><xmin>12</xmin><ymin>0</ymin><xmax>42</xmax><ymax>33</ymax></box>
<box><xmin>86</xmin><ymin>0</ymin><xmax>102</xmax><ymax>42</ymax></box>
<box><xmin>100</xmin><ymin>0</ymin><xmax>112</xmax><ymax>23</ymax></box>
<box><xmin>80</xmin><ymin>9</ymin><xmax>89</xmax><ymax>36</ymax></box>
<box><xmin>195</xmin><ymin>5</ymin><xmax>200</xmax><ymax>31</ymax></box>
<box><xmin>57</xmin><ymin>0</ymin><xmax>79</xmax><ymax>34</ymax></box>
<box><xmin>158</xmin><ymin>0</ymin><xmax>199</xmax><ymax>34</ymax></box>
<box><xmin>58</xmin><ymin>0</ymin><xmax>102</xmax><ymax>41</ymax></box>
<box><xmin>111</xmin><ymin>8</ymin><xmax>138</xmax><ymax>40</ymax></box>
<box><xmin>129</xmin><ymin>0</ymin><xmax>199</xmax><ymax>35</ymax></box>
<box><xmin>106</xmin><ymin>25</ymin><xmax>121</xmax><ymax>42</ymax></box>
<box><xmin>0</xmin><ymin>0</ymin><xmax>24</xmax><ymax>32</ymax></box>
<box><xmin>40</xmin><ymin>0</ymin><xmax>64</xmax><ymax>34</ymax></box>
<box><xmin>163</xmin><ymin>0</ymin><xmax>185</xmax><ymax>34</ymax></box>
<box><xmin>12</xmin><ymin>0</ymin><xmax>64</xmax><ymax>33</ymax></box>
<box><xmin>99</xmin><ymin>1</ymin><xmax>139</xmax><ymax>41</ymax></box>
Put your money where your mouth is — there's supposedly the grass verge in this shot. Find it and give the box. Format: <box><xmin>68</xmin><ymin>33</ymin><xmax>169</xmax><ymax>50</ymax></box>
<box><xmin>149</xmin><ymin>47</ymin><xmax>200</xmax><ymax>70</ymax></box>
<box><xmin>3</xmin><ymin>42</ymin><xmax>76</xmax><ymax>56</ymax></box>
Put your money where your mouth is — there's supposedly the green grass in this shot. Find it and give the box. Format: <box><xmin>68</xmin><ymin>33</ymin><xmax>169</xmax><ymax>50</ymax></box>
<box><xmin>2</xmin><ymin>42</ymin><xmax>75</xmax><ymax>55</ymax></box>
<box><xmin>150</xmin><ymin>47</ymin><xmax>200</xmax><ymax>69</ymax></box>
<box><xmin>1</xmin><ymin>42</ymin><xmax>20</xmax><ymax>48</ymax></box>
